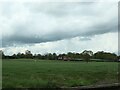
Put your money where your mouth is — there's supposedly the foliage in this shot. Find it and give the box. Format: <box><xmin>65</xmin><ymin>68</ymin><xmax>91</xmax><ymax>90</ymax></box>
<box><xmin>1</xmin><ymin>50</ymin><xmax>118</xmax><ymax>62</ymax></box>
<box><xmin>0</xmin><ymin>50</ymin><xmax>4</xmax><ymax>59</ymax></box>
<box><xmin>93</xmin><ymin>51</ymin><xmax>117</xmax><ymax>61</ymax></box>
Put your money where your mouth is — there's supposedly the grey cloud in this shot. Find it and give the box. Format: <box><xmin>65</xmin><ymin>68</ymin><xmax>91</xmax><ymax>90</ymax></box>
<box><xmin>27</xmin><ymin>2</ymin><xmax>95</xmax><ymax>17</ymax></box>
<box><xmin>84</xmin><ymin>20</ymin><xmax>117</xmax><ymax>37</ymax></box>
<box><xmin>1</xmin><ymin>2</ymin><xmax>118</xmax><ymax>47</ymax></box>
<box><xmin>2</xmin><ymin>19</ymin><xmax>117</xmax><ymax>47</ymax></box>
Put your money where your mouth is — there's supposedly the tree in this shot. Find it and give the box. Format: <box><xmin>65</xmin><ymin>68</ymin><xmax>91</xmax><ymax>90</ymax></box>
<box><xmin>82</xmin><ymin>50</ymin><xmax>93</xmax><ymax>56</ymax></box>
<box><xmin>53</xmin><ymin>53</ymin><xmax>57</xmax><ymax>60</ymax></box>
<box><xmin>93</xmin><ymin>51</ymin><xmax>117</xmax><ymax>61</ymax></box>
<box><xmin>37</xmin><ymin>54</ymin><xmax>42</xmax><ymax>59</ymax></box>
<box><xmin>12</xmin><ymin>54</ymin><xmax>17</xmax><ymax>59</ymax></box>
<box><xmin>17</xmin><ymin>52</ymin><xmax>22</xmax><ymax>59</ymax></box>
<box><xmin>82</xmin><ymin>53</ymin><xmax>91</xmax><ymax>62</ymax></box>
<box><xmin>0</xmin><ymin>50</ymin><xmax>5</xmax><ymax>59</ymax></box>
<box><xmin>81</xmin><ymin>50</ymin><xmax>93</xmax><ymax>62</ymax></box>
<box><xmin>67</xmin><ymin>52</ymin><xmax>74</xmax><ymax>58</ymax></box>
<box><xmin>25</xmin><ymin>50</ymin><xmax>33</xmax><ymax>59</ymax></box>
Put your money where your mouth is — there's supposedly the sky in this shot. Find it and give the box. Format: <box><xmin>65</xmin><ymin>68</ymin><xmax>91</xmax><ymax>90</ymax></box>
<box><xmin>0</xmin><ymin>0</ymin><xmax>119</xmax><ymax>55</ymax></box>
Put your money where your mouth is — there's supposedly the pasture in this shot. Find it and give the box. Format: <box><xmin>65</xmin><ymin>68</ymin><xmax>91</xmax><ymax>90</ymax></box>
<box><xmin>2</xmin><ymin>59</ymin><xmax>119</xmax><ymax>88</ymax></box>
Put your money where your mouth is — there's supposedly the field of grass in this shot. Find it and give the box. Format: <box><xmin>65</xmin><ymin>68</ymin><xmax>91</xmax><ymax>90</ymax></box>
<box><xmin>2</xmin><ymin>59</ymin><xmax>119</xmax><ymax>88</ymax></box>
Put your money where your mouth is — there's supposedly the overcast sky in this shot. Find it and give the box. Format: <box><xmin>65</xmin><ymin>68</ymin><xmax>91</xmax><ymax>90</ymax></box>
<box><xmin>0</xmin><ymin>0</ymin><xmax>118</xmax><ymax>55</ymax></box>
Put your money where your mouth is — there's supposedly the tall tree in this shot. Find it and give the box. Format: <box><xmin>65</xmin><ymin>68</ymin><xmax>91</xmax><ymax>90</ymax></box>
<box><xmin>53</xmin><ymin>53</ymin><xmax>57</xmax><ymax>60</ymax></box>
<box><xmin>81</xmin><ymin>50</ymin><xmax>93</xmax><ymax>62</ymax></box>
<box><xmin>25</xmin><ymin>50</ymin><xmax>33</xmax><ymax>59</ymax></box>
<box><xmin>0</xmin><ymin>50</ymin><xmax>4</xmax><ymax>59</ymax></box>
<box><xmin>93</xmin><ymin>51</ymin><xmax>117</xmax><ymax>61</ymax></box>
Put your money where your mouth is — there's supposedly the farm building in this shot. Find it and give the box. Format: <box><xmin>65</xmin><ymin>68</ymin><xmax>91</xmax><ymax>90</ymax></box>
<box><xmin>58</xmin><ymin>56</ymin><xmax>72</xmax><ymax>61</ymax></box>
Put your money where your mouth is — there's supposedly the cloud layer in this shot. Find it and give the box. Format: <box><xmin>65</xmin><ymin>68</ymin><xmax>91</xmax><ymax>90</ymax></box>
<box><xmin>0</xmin><ymin>2</ymin><xmax>117</xmax><ymax>47</ymax></box>
<box><xmin>3</xmin><ymin>32</ymin><xmax>118</xmax><ymax>55</ymax></box>
<box><xmin>0</xmin><ymin>1</ymin><xmax>118</xmax><ymax>55</ymax></box>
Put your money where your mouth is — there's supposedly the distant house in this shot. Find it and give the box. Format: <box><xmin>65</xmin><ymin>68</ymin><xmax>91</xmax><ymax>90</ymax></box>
<box><xmin>58</xmin><ymin>56</ymin><xmax>72</xmax><ymax>61</ymax></box>
<box><xmin>58</xmin><ymin>56</ymin><xmax>62</xmax><ymax>60</ymax></box>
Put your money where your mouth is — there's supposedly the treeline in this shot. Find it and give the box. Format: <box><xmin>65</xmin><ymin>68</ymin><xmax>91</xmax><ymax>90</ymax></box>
<box><xmin>0</xmin><ymin>50</ymin><xmax>119</xmax><ymax>62</ymax></box>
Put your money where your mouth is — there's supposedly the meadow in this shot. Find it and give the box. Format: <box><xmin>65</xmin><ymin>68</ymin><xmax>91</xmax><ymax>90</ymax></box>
<box><xmin>2</xmin><ymin>59</ymin><xmax>119</xmax><ymax>88</ymax></box>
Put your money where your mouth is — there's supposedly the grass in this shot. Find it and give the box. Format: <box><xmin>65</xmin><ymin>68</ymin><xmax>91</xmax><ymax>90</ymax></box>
<box><xmin>2</xmin><ymin>59</ymin><xmax>119</xmax><ymax>88</ymax></box>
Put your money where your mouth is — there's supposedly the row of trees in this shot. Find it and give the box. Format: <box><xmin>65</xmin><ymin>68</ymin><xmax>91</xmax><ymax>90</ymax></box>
<box><xmin>0</xmin><ymin>50</ymin><xmax>119</xmax><ymax>62</ymax></box>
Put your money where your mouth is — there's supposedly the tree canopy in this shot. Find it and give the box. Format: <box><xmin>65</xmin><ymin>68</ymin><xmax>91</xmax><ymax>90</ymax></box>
<box><xmin>1</xmin><ymin>50</ymin><xmax>118</xmax><ymax>62</ymax></box>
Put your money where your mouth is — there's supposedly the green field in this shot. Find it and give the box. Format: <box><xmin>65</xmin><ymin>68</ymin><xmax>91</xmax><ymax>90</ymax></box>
<box><xmin>2</xmin><ymin>59</ymin><xmax>119</xmax><ymax>88</ymax></box>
